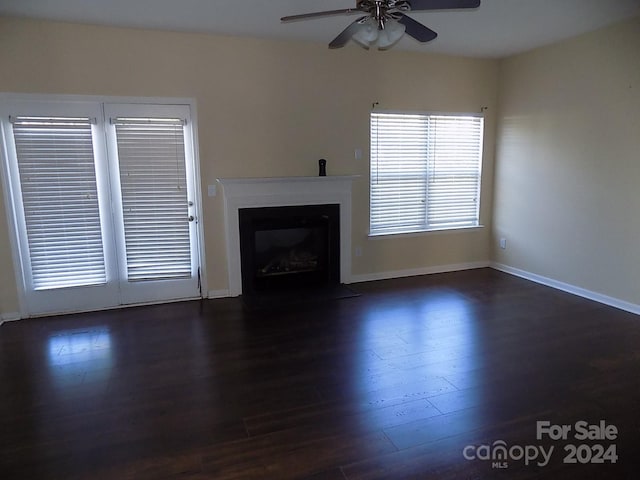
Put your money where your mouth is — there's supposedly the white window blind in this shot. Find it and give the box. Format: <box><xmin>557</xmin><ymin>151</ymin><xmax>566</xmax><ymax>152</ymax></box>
<box><xmin>11</xmin><ymin>116</ymin><xmax>106</xmax><ymax>290</ymax></box>
<box><xmin>113</xmin><ymin>117</ymin><xmax>192</xmax><ymax>281</ymax></box>
<box><xmin>370</xmin><ymin>112</ymin><xmax>483</xmax><ymax>235</ymax></box>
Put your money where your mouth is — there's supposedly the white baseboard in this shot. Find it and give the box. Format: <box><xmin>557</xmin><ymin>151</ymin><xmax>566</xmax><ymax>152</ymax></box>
<box><xmin>350</xmin><ymin>261</ymin><xmax>491</xmax><ymax>284</ymax></box>
<box><xmin>207</xmin><ymin>289</ymin><xmax>231</xmax><ymax>299</ymax></box>
<box><xmin>491</xmin><ymin>262</ymin><xmax>640</xmax><ymax>316</ymax></box>
<box><xmin>0</xmin><ymin>312</ymin><xmax>22</xmax><ymax>326</ymax></box>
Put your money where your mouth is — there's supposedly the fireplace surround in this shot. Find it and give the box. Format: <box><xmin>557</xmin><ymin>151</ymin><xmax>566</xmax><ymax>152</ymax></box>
<box><xmin>217</xmin><ymin>176</ymin><xmax>358</xmax><ymax>297</ymax></box>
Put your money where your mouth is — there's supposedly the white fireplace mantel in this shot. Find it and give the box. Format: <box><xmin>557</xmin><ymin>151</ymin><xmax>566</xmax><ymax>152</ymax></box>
<box><xmin>217</xmin><ymin>175</ymin><xmax>359</xmax><ymax>297</ymax></box>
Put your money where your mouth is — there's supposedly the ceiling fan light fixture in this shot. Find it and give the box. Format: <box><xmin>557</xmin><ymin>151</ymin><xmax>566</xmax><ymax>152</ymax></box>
<box><xmin>352</xmin><ymin>18</ymin><xmax>378</xmax><ymax>48</ymax></box>
<box><xmin>377</xmin><ymin>19</ymin><xmax>406</xmax><ymax>49</ymax></box>
<box><xmin>352</xmin><ymin>17</ymin><xmax>406</xmax><ymax>50</ymax></box>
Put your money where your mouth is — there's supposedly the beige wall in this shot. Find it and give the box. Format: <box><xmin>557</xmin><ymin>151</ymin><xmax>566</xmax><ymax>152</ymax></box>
<box><xmin>493</xmin><ymin>17</ymin><xmax>640</xmax><ymax>305</ymax></box>
<box><xmin>0</xmin><ymin>17</ymin><xmax>498</xmax><ymax>315</ymax></box>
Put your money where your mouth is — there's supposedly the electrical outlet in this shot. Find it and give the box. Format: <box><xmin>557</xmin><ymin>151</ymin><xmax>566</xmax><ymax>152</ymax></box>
<box><xmin>354</xmin><ymin>148</ymin><xmax>362</xmax><ymax>160</ymax></box>
<box><xmin>499</xmin><ymin>238</ymin><xmax>507</xmax><ymax>250</ymax></box>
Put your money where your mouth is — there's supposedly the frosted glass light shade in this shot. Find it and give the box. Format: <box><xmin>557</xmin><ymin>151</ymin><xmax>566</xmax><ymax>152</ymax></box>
<box><xmin>352</xmin><ymin>18</ymin><xmax>379</xmax><ymax>48</ymax></box>
<box><xmin>377</xmin><ymin>20</ymin><xmax>406</xmax><ymax>49</ymax></box>
<box><xmin>352</xmin><ymin>18</ymin><xmax>406</xmax><ymax>50</ymax></box>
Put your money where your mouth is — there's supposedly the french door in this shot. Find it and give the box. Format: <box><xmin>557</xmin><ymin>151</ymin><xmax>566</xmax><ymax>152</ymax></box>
<box><xmin>1</xmin><ymin>98</ymin><xmax>202</xmax><ymax>316</ymax></box>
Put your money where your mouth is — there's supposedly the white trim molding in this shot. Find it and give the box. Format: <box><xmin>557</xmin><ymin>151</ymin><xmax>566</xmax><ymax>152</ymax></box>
<box><xmin>207</xmin><ymin>289</ymin><xmax>230</xmax><ymax>299</ymax></box>
<box><xmin>351</xmin><ymin>261</ymin><xmax>490</xmax><ymax>284</ymax></box>
<box><xmin>217</xmin><ymin>175</ymin><xmax>359</xmax><ymax>297</ymax></box>
<box><xmin>491</xmin><ymin>262</ymin><xmax>640</xmax><ymax>316</ymax></box>
<box><xmin>0</xmin><ymin>312</ymin><xmax>22</xmax><ymax>325</ymax></box>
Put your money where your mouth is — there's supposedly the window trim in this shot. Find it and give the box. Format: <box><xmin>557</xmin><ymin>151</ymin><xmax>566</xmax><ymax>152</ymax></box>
<box><xmin>369</xmin><ymin>109</ymin><xmax>485</xmax><ymax>237</ymax></box>
<box><xmin>368</xmin><ymin>224</ymin><xmax>484</xmax><ymax>239</ymax></box>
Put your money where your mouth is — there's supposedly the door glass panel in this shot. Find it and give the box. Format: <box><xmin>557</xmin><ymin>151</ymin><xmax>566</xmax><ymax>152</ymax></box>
<box><xmin>113</xmin><ymin>117</ymin><xmax>192</xmax><ymax>282</ymax></box>
<box><xmin>12</xmin><ymin>116</ymin><xmax>106</xmax><ymax>290</ymax></box>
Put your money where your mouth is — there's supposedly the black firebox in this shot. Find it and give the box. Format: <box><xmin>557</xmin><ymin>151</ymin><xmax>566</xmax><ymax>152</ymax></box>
<box><xmin>238</xmin><ymin>204</ymin><xmax>340</xmax><ymax>298</ymax></box>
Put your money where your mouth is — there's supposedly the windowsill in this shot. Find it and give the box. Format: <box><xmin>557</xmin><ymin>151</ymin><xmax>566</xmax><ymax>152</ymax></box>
<box><xmin>368</xmin><ymin>225</ymin><xmax>484</xmax><ymax>239</ymax></box>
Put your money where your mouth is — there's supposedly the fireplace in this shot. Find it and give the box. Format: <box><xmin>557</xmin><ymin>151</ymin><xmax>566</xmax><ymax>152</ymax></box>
<box><xmin>239</xmin><ymin>204</ymin><xmax>340</xmax><ymax>296</ymax></box>
<box><xmin>216</xmin><ymin>175</ymin><xmax>358</xmax><ymax>299</ymax></box>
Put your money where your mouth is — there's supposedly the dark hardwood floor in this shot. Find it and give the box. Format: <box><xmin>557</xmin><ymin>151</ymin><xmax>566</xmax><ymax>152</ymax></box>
<box><xmin>1</xmin><ymin>268</ymin><xmax>639</xmax><ymax>479</ymax></box>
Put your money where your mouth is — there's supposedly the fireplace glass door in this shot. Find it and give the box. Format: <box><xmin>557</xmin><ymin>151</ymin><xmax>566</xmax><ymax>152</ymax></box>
<box><xmin>239</xmin><ymin>204</ymin><xmax>340</xmax><ymax>296</ymax></box>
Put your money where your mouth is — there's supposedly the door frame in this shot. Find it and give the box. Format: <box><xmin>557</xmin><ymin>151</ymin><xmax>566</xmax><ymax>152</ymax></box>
<box><xmin>0</xmin><ymin>93</ymin><xmax>208</xmax><ymax>318</ymax></box>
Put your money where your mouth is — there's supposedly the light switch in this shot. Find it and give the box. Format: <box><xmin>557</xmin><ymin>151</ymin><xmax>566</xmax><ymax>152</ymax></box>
<box><xmin>208</xmin><ymin>184</ymin><xmax>217</xmax><ymax>197</ymax></box>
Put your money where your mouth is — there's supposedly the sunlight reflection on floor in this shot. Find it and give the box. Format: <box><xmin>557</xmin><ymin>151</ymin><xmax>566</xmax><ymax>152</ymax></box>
<box><xmin>46</xmin><ymin>327</ymin><xmax>113</xmax><ymax>394</ymax></box>
<box><xmin>353</xmin><ymin>291</ymin><xmax>483</xmax><ymax>437</ymax></box>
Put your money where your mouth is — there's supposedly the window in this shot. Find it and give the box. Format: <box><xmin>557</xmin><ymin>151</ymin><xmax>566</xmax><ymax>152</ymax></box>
<box><xmin>370</xmin><ymin>112</ymin><xmax>484</xmax><ymax>236</ymax></box>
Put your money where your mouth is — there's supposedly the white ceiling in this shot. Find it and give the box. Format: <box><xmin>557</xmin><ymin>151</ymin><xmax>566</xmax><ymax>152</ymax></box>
<box><xmin>1</xmin><ymin>0</ymin><xmax>639</xmax><ymax>58</ymax></box>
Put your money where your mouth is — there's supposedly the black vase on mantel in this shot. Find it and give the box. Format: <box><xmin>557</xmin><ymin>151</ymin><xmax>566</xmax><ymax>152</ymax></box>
<box><xmin>318</xmin><ymin>159</ymin><xmax>327</xmax><ymax>177</ymax></box>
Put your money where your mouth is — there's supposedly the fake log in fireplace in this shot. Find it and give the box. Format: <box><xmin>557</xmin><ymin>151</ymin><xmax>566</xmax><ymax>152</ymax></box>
<box><xmin>238</xmin><ymin>204</ymin><xmax>340</xmax><ymax>297</ymax></box>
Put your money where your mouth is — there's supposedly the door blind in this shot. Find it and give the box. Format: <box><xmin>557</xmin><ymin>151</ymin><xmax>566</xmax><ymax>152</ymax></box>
<box><xmin>113</xmin><ymin>117</ymin><xmax>192</xmax><ymax>281</ymax></box>
<box><xmin>370</xmin><ymin>112</ymin><xmax>483</xmax><ymax>235</ymax></box>
<box><xmin>11</xmin><ymin>116</ymin><xmax>106</xmax><ymax>290</ymax></box>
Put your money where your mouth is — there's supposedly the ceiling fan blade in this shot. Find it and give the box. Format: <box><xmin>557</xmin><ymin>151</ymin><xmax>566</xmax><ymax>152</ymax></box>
<box><xmin>329</xmin><ymin>18</ymin><xmax>367</xmax><ymax>49</ymax></box>
<box><xmin>409</xmin><ymin>0</ymin><xmax>480</xmax><ymax>11</ymax></box>
<box><xmin>281</xmin><ymin>8</ymin><xmax>363</xmax><ymax>22</ymax></box>
<box><xmin>397</xmin><ymin>14</ymin><xmax>438</xmax><ymax>43</ymax></box>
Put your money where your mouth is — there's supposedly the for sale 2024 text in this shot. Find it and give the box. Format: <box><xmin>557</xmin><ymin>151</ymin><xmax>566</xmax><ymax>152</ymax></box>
<box><xmin>463</xmin><ymin>420</ymin><xmax>619</xmax><ymax>469</ymax></box>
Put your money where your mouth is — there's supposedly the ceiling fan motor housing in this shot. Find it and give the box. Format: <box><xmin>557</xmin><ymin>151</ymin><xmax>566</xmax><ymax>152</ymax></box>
<box><xmin>356</xmin><ymin>0</ymin><xmax>412</xmax><ymax>11</ymax></box>
<box><xmin>356</xmin><ymin>0</ymin><xmax>412</xmax><ymax>28</ymax></box>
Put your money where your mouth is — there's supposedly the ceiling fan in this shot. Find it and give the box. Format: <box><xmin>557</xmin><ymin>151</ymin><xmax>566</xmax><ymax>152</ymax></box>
<box><xmin>281</xmin><ymin>0</ymin><xmax>481</xmax><ymax>50</ymax></box>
